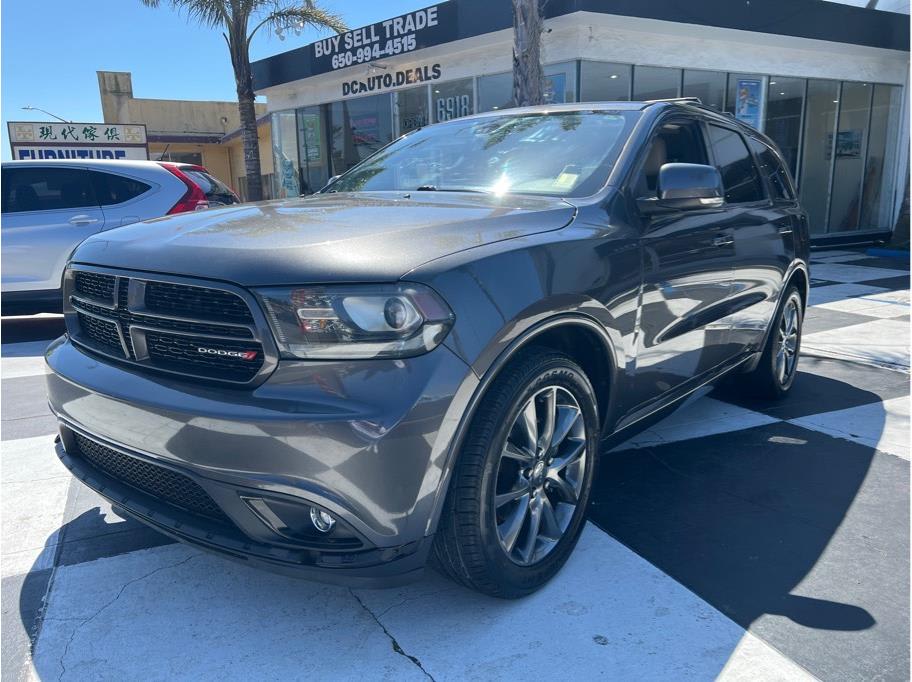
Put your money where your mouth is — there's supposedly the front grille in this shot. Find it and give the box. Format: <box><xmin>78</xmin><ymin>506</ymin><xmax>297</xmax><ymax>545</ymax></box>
<box><xmin>73</xmin><ymin>432</ymin><xmax>230</xmax><ymax>523</ymax></box>
<box><xmin>145</xmin><ymin>331</ymin><xmax>261</xmax><ymax>382</ymax></box>
<box><xmin>77</xmin><ymin>312</ymin><xmax>123</xmax><ymax>354</ymax></box>
<box><xmin>66</xmin><ymin>269</ymin><xmax>268</xmax><ymax>384</ymax></box>
<box><xmin>145</xmin><ymin>281</ymin><xmax>254</xmax><ymax>324</ymax></box>
<box><xmin>73</xmin><ymin>271</ymin><xmax>115</xmax><ymax>302</ymax></box>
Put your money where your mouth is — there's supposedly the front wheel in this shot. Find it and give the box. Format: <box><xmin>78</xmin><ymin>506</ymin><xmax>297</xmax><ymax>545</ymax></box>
<box><xmin>743</xmin><ymin>285</ymin><xmax>804</xmax><ymax>399</ymax></box>
<box><xmin>432</xmin><ymin>348</ymin><xmax>599</xmax><ymax>598</ymax></box>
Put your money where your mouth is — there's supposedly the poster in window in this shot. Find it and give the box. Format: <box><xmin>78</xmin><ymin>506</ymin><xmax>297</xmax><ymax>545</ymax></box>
<box><xmin>543</xmin><ymin>73</ymin><xmax>566</xmax><ymax>104</ymax></box>
<box><xmin>300</xmin><ymin>114</ymin><xmax>323</xmax><ymax>162</ymax></box>
<box><xmin>735</xmin><ymin>79</ymin><xmax>762</xmax><ymax>130</ymax></box>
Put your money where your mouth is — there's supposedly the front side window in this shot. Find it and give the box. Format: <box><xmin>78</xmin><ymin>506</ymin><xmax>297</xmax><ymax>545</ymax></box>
<box><xmin>1</xmin><ymin>167</ymin><xmax>98</xmax><ymax>214</ymax></box>
<box><xmin>635</xmin><ymin>119</ymin><xmax>709</xmax><ymax>198</ymax></box>
<box><xmin>328</xmin><ymin>111</ymin><xmax>639</xmax><ymax>198</ymax></box>
<box><xmin>707</xmin><ymin>125</ymin><xmax>765</xmax><ymax>204</ymax></box>
<box><xmin>748</xmin><ymin>138</ymin><xmax>795</xmax><ymax>201</ymax></box>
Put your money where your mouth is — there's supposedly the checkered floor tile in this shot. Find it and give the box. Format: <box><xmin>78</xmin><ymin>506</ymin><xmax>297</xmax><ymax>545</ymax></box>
<box><xmin>1</xmin><ymin>249</ymin><xmax>908</xmax><ymax>681</ymax></box>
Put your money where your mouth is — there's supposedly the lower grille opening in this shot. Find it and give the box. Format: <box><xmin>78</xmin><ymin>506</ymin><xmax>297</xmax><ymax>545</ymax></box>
<box><xmin>72</xmin><ymin>433</ymin><xmax>231</xmax><ymax>525</ymax></box>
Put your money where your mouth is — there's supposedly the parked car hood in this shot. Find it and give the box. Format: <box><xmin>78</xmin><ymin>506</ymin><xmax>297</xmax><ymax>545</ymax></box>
<box><xmin>71</xmin><ymin>192</ymin><xmax>576</xmax><ymax>285</ymax></box>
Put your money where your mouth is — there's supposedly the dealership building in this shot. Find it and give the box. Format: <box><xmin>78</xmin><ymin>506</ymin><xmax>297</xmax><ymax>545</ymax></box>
<box><xmin>252</xmin><ymin>0</ymin><xmax>910</xmax><ymax>242</ymax></box>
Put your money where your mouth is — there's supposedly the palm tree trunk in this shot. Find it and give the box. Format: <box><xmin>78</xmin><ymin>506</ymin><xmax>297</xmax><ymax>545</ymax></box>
<box><xmin>512</xmin><ymin>0</ymin><xmax>543</xmax><ymax>107</ymax></box>
<box><xmin>231</xmin><ymin>38</ymin><xmax>264</xmax><ymax>202</ymax></box>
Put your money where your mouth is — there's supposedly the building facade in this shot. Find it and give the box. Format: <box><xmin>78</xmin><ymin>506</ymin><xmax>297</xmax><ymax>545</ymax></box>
<box><xmin>252</xmin><ymin>0</ymin><xmax>910</xmax><ymax>241</ymax></box>
<box><xmin>98</xmin><ymin>71</ymin><xmax>273</xmax><ymax>200</ymax></box>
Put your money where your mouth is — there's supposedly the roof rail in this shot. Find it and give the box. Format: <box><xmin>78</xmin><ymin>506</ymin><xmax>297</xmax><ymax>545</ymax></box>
<box><xmin>642</xmin><ymin>97</ymin><xmax>703</xmax><ymax>105</ymax></box>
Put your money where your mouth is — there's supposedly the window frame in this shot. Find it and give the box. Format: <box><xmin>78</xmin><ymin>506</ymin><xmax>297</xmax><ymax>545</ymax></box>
<box><xmin>705</xmin><ymin>123</ymin><xmax>769</xmax><ymax>206</ymax></box>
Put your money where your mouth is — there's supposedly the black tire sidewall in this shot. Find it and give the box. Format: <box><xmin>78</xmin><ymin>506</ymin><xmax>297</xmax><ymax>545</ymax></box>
<box><xmin>474</xmin><ymin>356</ymin><xmax>599</xmax><ymax>595</ymax></box>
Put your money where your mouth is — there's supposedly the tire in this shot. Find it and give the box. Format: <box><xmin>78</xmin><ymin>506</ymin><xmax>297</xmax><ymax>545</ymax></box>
<box><xmin>432</xmin><ymin>347</ymin><xmax>599</xmax><ymax>598</ymax></box>
<box><xmin>742</xmin><ymin>285</ymin><xmax>804</xmax><ymax>399</ymax></box>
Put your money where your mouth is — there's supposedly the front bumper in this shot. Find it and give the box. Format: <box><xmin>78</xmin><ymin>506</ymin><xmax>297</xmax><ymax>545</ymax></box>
<box><xmin>46</xmin><ymin>336</ymin><xmax>477</xmax><ymax>585</ymax></box>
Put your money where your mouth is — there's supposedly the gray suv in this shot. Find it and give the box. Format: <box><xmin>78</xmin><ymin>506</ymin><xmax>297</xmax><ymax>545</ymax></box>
<box><xmin>46</xmin><ymin>101</ymin><xmax>809</xmax><ymax>597</ymax></box>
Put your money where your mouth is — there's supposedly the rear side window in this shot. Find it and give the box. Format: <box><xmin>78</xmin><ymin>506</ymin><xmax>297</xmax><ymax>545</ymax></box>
<box><xmin>181</xmin><ymin>169</ymin><xmax>238</xmax><ymax>206</ymax></box>
<box><xmin>94</xmin><ymin>172</ymin><xmax>151</xmax><ymax>206</ymax></box>
<box><xmin>707</xmin><ymin>125</ymin><xmax>765</xmax><ymax>204</ymax></box>
<box><xmin>748</xmin><ymin>138</ymin><xmax>795</xmax><ymax>201</ymax></box>
<box><xmin>1</xmin><ymin>167</ymin><xmax>98</xmax><ymax>214</ymax></box>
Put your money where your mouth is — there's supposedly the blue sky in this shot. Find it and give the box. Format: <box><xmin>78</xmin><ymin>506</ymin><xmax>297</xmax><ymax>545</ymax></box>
<box><xmin>0</xmin><ymin>0</ymin><xmax>430</xmax><ymax>160</ymax></box>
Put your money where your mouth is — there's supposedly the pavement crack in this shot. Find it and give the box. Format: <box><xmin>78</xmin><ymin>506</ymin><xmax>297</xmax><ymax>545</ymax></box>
<box><xmin>56</xmin><ymin>553</ymin><xmax>197</xmax><ymax>681</ymax></box>
<box><xmin>349</xmin><ymin>589</ymin><xmax>435</xmax><ymax>681</ymax></box>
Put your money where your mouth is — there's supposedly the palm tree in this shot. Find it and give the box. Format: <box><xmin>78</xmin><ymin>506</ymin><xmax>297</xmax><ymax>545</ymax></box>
<box><xmin>141</xmin><ymin>0</ymin><xmax>346</xmax><ymax>201</ymax></box>
<box><xmin>511</xmin><ymin>0</ymin><xmax>543</xmax><ymax>107</ymax></box>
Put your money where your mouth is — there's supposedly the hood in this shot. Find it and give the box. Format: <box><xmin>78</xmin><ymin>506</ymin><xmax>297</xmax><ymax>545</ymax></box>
<box><xmin>71</xmin><ymin>191</ymin><xmax>576</xmax><ymax>285</ymax></box>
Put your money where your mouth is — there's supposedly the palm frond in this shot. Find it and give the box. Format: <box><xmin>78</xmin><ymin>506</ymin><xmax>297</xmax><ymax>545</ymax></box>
<box><xmin>140</xmin><ymin>0</ymin><xmax>229</xmax><ymax>29</ymax></box>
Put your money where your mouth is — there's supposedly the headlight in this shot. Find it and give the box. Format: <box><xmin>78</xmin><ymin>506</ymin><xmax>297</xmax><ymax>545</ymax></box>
<box><xmin>254</xmin><ymin>283</ymin><xmax>455</xmax><ymax>360</ymax></box>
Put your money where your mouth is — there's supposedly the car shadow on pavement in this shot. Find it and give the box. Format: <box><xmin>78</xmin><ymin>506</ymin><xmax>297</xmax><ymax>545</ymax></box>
<box><xmin>588</xmin><ymin>373</ymin><xmax>909</xmax><ymax>679</ymax></box>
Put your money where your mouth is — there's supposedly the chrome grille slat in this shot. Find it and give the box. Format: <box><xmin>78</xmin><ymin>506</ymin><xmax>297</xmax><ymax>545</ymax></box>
<box><xmin>64</xmin><ymin>267</ymin><xmax>273</xmax><ymax>385</ymax></box>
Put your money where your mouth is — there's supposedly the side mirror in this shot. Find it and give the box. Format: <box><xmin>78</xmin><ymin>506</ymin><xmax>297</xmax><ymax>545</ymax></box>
<box><xmin>638</xmin><ymin>163</ymin><xmax>725</xmax><ymax>214</ymax></box>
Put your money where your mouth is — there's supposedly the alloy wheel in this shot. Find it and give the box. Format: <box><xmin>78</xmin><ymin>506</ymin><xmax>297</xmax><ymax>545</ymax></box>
<box><xmin>493</xmin><ymin>385</ymin><xmax>587</xmax><ymax>566</ymax></box>
<box><xmin>776</xmin><ymin>295</ymin><xmax>801</xmax><ymax>385</ymax></box>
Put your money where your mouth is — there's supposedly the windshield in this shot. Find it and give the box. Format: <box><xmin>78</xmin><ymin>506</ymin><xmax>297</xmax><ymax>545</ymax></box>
<box><xmin>327</xmin><ymin>111</ymin><xmax>639</xmax><ymax>198</ymax></box>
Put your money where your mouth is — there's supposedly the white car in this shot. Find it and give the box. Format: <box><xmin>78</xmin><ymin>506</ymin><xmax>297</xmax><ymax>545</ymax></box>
<box><xmin>1</xmin><ymin>159</ymin><xmax>240</xmax><ymax>315</ymax></box>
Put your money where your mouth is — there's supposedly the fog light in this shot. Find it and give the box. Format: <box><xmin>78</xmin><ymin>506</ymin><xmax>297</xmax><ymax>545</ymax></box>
<box><xmin>310</xmin><ymin>507</ymin><xmax>336</xmax><ymax>533</ymax></box>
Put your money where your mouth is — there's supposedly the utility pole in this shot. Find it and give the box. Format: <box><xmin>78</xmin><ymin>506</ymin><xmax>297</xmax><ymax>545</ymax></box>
<box><xmin>512</xmin><ymin>0</ymin><xmax>544</xmax><ymax>107</ymax></box>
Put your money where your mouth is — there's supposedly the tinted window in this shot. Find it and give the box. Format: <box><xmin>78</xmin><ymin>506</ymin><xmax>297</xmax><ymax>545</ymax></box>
<box><xmin>182</xmin><ymin>169</ymin><xmax>238</xmax><ymax>206</ymax></box>
<box><xmin>95</xmin><ymin>172</ymin><xmax>151</xmax><ymax>206</ymax></box>
<box><xmin>707</xmin><ymin>125</ymin><xmax>765</xmax><ymax>203</ymax></box>
<box><xmin>748</xmin><ymin>138</ymin><xmax>795</xmax><ymax>201</ymax></box>
<box><xmin>1</xmin><ymin>167</ymin><xmax>97</xmax><ymax>213</ymax></box>
<box><xmin>636</xmin><ymin>120</ymin><xmax>709</xmax><ymax>197</ymax></box>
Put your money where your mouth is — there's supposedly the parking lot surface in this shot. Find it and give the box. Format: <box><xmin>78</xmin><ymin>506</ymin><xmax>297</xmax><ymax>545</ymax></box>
<box><xmin>2</xmin><ymin>249</ymin><xmax>908</xmax><ymax>681</ymax></box>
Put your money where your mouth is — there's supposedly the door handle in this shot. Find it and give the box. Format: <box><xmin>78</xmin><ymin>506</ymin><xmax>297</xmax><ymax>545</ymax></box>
<box><xmin>777</xmin><ymin>226</ymin><xmax>793</xmax><ymax>235</ymax></box>
<box><xmin>69</xmin><ymin>215</ymin><xmax>99</xmax><ymax>226</ymax></box>
<box><xmin>712</xmin><ymin>234</ymin><xmax>734</xmax><ymax>247</ymax></box>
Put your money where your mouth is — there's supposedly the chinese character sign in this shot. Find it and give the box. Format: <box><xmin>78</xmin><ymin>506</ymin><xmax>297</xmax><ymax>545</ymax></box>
<box><xmin>8</xmin><ymin>122</ymin><xmax>149</xmax><ymax>160</ymax></box>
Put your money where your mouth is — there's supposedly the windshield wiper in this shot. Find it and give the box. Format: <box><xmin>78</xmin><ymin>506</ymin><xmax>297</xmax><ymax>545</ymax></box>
<box><xmin>414</xmin><ymin>185</ymin><xmax>489</xmax><ymax>194</ymax></box>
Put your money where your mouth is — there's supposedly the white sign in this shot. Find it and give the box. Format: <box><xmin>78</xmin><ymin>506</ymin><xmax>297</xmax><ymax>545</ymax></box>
<box><xmin>8</xmin><ymin>122</ymin><xmax>149</xmax><ymax>161</ymax></box>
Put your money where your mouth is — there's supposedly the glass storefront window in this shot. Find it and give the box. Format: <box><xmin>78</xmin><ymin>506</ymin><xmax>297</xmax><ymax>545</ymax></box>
<box><xmin>580</xmin><ymin>61</ymin><xmax>631</xmax><ymax>102</ymax></box>
<box><xmin>633</xmin><ymin>66</ymin><xmax>680</xmax><ymax>100</ymax></box>
<box><xmin>828</xmin><ymin>82</ymin><xmax>873</xmax><ymax>233</ymax></box>
<box><xmin>395</xmin><ymin>85</ymin><xmax>430</xmax><ymax>135</ymax></box>
<box><xmin>799</xmin><ymin>79</ymin><xmax>840</xmax><ymax>234</ymax></box>
<box><xmin>682</xmin><ymin>70</ymin><xmax>725</xmax><ymax>110</ymax></box>
<box><xmin>860</xmin><ymin>84</ymin><xmax>903</xmax><ymax>231</ymax></box>
<box><xmin>477</xmin><ymin>72</ymin><xmax>512</xmax><ymax>112</ymax></box>
<box><xmin>296</xmin><ymin>105</ymin><xmax>328</xmax><ymax>194</ymax></box>
<box><xmin>765</xmin><ymin>77</ymin><xmax>805</xmax><ymax>176</ymax></box>
<box><xmin>271</xmin><ymin>110</ymin><xmax>300</xmax><ymax>199</ymax></box>
<box><xmin>543</xmin><ymin>62</ymin><xmax>577</xmax><ymax>104</ymax></box>
<box><xmin>329</xmin><ymin>94</ymin><xmax>394</xmax><ymax>176</ymax></box>
<box><xmin>477</xmin><ymin>63</ymin><xmax>577</xmax><ymax>112</ymax></box>
<box><xmin>432</xmin><ymin>78</ymin><xmax>474</xmax><ymax>122</ymax></box>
